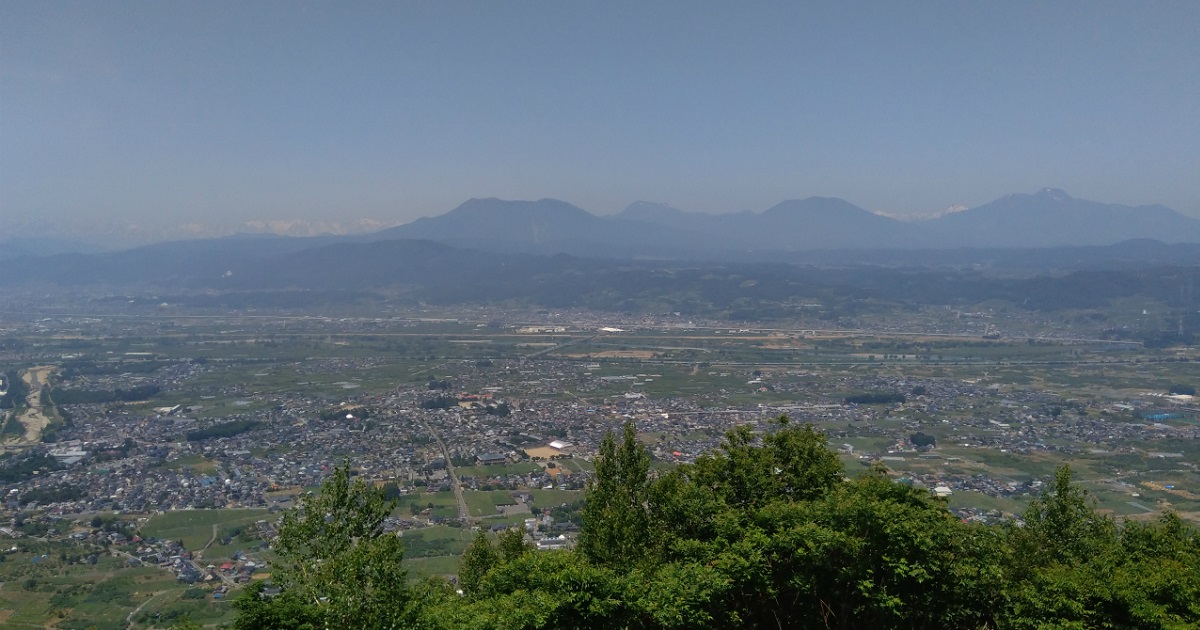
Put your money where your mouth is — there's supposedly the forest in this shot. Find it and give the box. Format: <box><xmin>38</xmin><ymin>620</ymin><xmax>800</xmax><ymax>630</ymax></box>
<box><xmin>218</xmin><ymin>419</ymin><xmax>1200</xmax><ymax>630</ymax></box>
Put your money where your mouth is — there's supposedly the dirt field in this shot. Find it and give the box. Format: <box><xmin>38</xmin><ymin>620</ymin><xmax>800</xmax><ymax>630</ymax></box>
<box><xmin>9</xmin><ymin>366</ymin><xmax>55</xmax><ymax>443</ymax></box>
<box><xmin>591</xmin><ymin>350</ymin><xmax>657</xmax><ymax>359</ymax></box>
<box><xmin>1142</xmin><ymin>481</ymin><xmax>1200</xmax><ymax>500</ymax></box>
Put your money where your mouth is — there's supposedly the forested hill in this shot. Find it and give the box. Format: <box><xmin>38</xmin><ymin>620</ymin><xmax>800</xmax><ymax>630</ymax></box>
<box><xmin>4</xmin><ymin>237</ymin><xmax>1200</xmax><ymax>325</ymax></box>
<box><xmin>227</xmin><ymin>421</ymin><xmax>1200</xmax><ymax>630</ymax></box>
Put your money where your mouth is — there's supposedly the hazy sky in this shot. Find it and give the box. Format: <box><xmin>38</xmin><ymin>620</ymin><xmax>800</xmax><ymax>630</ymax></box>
<box><xmin>3</xmin><ymin>1</ymin><xmax>1199</xmax><ymax>230</ymax></box>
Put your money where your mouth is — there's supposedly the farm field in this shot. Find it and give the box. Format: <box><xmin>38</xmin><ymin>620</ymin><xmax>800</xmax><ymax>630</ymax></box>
<box><xmin>141</xmin><ymin>509</ymin><xmax>272</xmax><ymax>553</ymax></box>
<box><xmin>0</xmin><ymin>547</ymin><xmax>194</xmax><ymax>630</ymax></box>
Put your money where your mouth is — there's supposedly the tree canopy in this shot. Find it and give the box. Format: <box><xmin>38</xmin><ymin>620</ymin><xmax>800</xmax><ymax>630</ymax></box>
<box><xmin>233</xmin><ymin>418</ymin><xmax>1200</xmax><ymax>629</ymax></box>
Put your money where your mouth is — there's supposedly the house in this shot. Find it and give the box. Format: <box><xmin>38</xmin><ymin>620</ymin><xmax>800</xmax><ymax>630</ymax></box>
<box><xmin>536</xmin><ymin>535</ymin><xmax>570</xmax><ymax>551</ymax></box>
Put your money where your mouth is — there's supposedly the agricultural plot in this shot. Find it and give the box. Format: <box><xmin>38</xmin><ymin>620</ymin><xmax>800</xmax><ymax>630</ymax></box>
<box><xmin>464</xmin><ymin>490</ymin><xmax>520</xmax><ymax>517</ymax></box>
<box><xmin>400</xmin><ymin>491</ymin><xmax>461</xmax><ymax>519</ymax></box>
<box><xmin>454</xmin><ymin>461</ymin><xmax>543</xmax><ymax>478</ymax></box>
<box><xmin>129</xmin><ymin>590</ymin><xmax>236</xmax><ymax>629</ymax></box>
<box><xmin>529</xmin><ymin>489</ymin><xmax>583</xmax><ymax>508</ymax></box>
<box><xmin>397</xmin><ymin>526</ymin><xmax>474</xmax><ymax>558</ymax></box>
<box><xmin>141</xmin><ymin>509</ymin><xmax>271</xmax><ymax>552</ymax></box>
<box><xmin>0</xmin><ymin>550</ymin><xmax>188</xmax><ymax>630</ymax></box>
<box><xmin>160</xmin><ymin>453</ymin><xmax>219</xmax><ymax>475</ymax></box>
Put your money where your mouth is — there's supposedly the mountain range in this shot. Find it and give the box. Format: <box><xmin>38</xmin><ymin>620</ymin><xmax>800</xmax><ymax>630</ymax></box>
<box><xmin>5</xmin><ymin>189</ymin><xmax>1198</xmax><ymax>263</ymax></box>
<box><xmin>374</xmin><ymin>189</ymin><xmax>1200</xmax><ymax>257</ymax></box>
<box><xmin>3</xmin><ymin>189</ymin><xmax>1200</xmax><ymax>295</ymax></box>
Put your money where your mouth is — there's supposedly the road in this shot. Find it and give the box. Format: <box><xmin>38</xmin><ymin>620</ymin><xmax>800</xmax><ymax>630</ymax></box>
<box><xmin>416</xmin><ymin>415</ymin><xmax>471</xmax><ymax>522</ymax></box>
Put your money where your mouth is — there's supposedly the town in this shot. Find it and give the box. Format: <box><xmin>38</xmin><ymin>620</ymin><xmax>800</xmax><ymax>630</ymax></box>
<box><xmin>0</xmin><ymin>302</ymin><xmax>1197</xmax><ymax>627</ymax></box>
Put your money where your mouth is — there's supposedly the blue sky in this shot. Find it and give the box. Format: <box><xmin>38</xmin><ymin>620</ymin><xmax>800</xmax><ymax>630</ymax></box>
<box><xmin>3</xmin><ymin>1</ymin><xmax>1198</xmax><ymax>229</ymax></box>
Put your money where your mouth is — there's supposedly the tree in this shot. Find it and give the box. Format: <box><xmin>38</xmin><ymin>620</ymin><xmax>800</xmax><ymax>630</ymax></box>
<box><xmin>1000</xmin><ymin>467</ymin><xmax>1200</xmax><ymax>629</ymax></box>
<box><xmin>233</xmin><ymin>425</ymin><xmax>1200</xmax><ymax>630</ymax></box>
<box><xmin>458</xmin><ymin>530</ymin><xmax>499</xmax><ymax>597</ymax></box>
<box><xmin>910</xmin><ymin>432</ymin><xmax>936</xmax><ymax>448</ymax></box>
<box><xmin>682</xmin><ymin>419</ymin><xmax>843</xmax><ymax>511</ymax></box>
<box><xmin>759</xmin><ymin>469</ymin><xmax>1004</xmax><ymax>629</ymax></box>
<box><xmin>234</xmin><ymin>462</ymin><xmax>418</xmax><ymax>629</ymax></box>
<box><xmin>496</xmin><ymin>527</ymin><xmax>532</xmax><ymax>562</ymax></box>
<box><xmin>1013</xmin><ymin>465</ymin><xmax>1115</xmax><ymax>566</ymax></box>
<box><xmin>232</xmin><ymin>582</ymin><xmax>323</xmax><ymax>630</ymax></box>
<box><xmin>577</xmin><ymin>422</ymin><xmax>652</xmax><ymax>569</ymax></box>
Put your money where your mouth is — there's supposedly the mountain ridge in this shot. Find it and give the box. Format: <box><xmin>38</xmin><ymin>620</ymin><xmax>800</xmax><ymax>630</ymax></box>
<box><xmin>5</xmin><ymin>190</ymin><xmax>1198</xmax><ymax>258</ymax></box>
<box><xmin>926</xmin><ymin>188</ymin><xmax>1200</xmax><ymax>247</ymax></box>
<box><xmin>372</xmin><ymin>190</ymin><xmax>1200</xmax><ymax>256</ymax></box>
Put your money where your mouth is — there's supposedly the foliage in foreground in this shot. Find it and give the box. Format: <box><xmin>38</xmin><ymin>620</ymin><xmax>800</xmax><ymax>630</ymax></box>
<box><xmin>233</xmin><ymin>419</ymin><xmax>1200</xmax><ymax>630</ymax></box>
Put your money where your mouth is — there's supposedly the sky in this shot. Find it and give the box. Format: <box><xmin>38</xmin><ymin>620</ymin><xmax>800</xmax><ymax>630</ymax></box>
<box><xmin>3</xmin><ymin>0</ymin><xmax>1199</xmax><ymax>236</ymax></box>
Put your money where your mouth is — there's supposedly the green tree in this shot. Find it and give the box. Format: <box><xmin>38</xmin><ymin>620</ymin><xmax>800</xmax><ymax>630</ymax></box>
<box><xmin>910</xmin><ymin>431</ymin><xmax>936</xmax><ymax>448</ymax></box>
<box><xmin>458</xmin><ymin>530</ymin><xmax>499</xmax><ymax>597</ymax></box>
<box><xmin>1011</xmin><ymin>465</ymin><xmax>1115</xmax><ymax>566</ymax></box>
<box><xmin>496</xmin><ymin>527</ymin><xmax>532</xmax><ymax>562</ymax></box>
<box><xmin>763</xmin><ymin>469</ymin><xmax>1004</xmax><ymax>629</ymax></box>
<box><xmin>234</xmin><ymin>462</ymin><xmax>418</xmax><ymax>629</ymax></box>
<box><xmin>682</xmin><ymin>419</ymin><xmax>843</xmax><ymax>511</ymax></box>
<box><xmin>232</xmin><ymin>582</ymin><xmax>323</xmax><ymax>630</ymax></box>
<box><xmin>228</xmin><ymin>423</ymin><xmax>1200</xmax><ymax>630</ymax></box>
<box><xmin>1000</xmin><ymin>467</ymin><xmax>1200</xmax><ymax>629</ymax></box>
<box><xmin>577</xmin><ymin>422</ymin><xmax>652</xmax><ymax>569</ymax></box>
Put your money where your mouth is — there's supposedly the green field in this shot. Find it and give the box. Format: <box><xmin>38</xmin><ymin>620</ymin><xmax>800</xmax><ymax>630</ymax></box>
<box><xmin>464</xmin><ymin>490</ymin><xmax>519</xmax><ymax>517</ymax></box>
<box><xmin>947</xmin><ymin>490</ymin><xmax>1029</xmax><ymax>515</ymax></box>
<box><xmin>160</xmin><ymin>453</ymin><xmax>219</xmax><ymax>474</ymax></box>
<box><xmin>529</xmin><ymin>489</ymin><xmax>583</xmax><ymax>507</ymax></box>
<box><xmin>129</xmin><ymin>590</ymin><xmax>236</xmax><ymax>629</ymax></box>
<box><xmin>400</xmin><ymin>490</ymin><xmax>461</xmax><ymax>519</ymax></box>
<box><xmin>141</xmin><ymin>508</ymin><xmax>271</xmax><ymax>552</ymax></box>
<box><xmin>397</xmin><ymin>526</ymin><xmax>474</xmax><ymax>560</ymax></box>
<box><xmin>0</xmin><ymin>549</ymin><xmax>192</xmax><ymax>630</ymax></box>
<box><xmin>454</xmin><ymin>461</ymin><xmax>543</xmax><ymax>478</ymax></box>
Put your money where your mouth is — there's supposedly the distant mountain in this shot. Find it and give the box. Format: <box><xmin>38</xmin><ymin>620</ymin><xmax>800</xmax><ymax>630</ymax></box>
<box><xmin>7</xmin><ymin>190</ymin><xmax>1197</xmax><ymax>277</ymax></box>
<box><xmin>375</xmin><ymin>198</ymin><xmax>700</xmax><ymax>257</ymax></box>
<box><xmin>766</xmin><ymin>238</ymin><xmax>1200</xmax><ymax>269</ymax></box>
<box><xmin>617</xmin><ymin>197</ymin><xmax>926</xmax><ymax>251</ymax></box>
<box><xmin>618</xmin><ymin>201</ymin><xmax>702</xmax><ymax>224</ymax></box>
<box><xmin>0</xmin><ymin>237</ymin><xmax>110</xmax><ymax>261</ymax></box>
<box><xmin>378</xmin><ymin>198</ymin><xmax>594</xmax><ymax>244</ymax></box>
<box><xmin>416</xmin><ymin>196</ymin><xmax>924</xmax><ymax>255</ymax></box>
<box><xmin>925</xmin><ymin>188</ymin><xmax>1200</xmax><ymax>247</ymax></box>
<box><xmin>754</xmin><ymin>198</ymin><xmax>927</xmax><ymax>250</ymax></box>
<box><xmin>0</xmin><ymin>234</ymin><xmax>353</xmax><ymax>287</ymax></box>
<box><xmin>371</xmin><ymin>192</ymin><xmax>1200</xmax><ymax>257</ymax></box>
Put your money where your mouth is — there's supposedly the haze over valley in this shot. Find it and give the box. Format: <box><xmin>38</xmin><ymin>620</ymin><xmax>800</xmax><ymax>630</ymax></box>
<box><xmin>2</xmin><ymin>2</ymin><xmax>1200</xmax><ymax>628</ymax></box>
